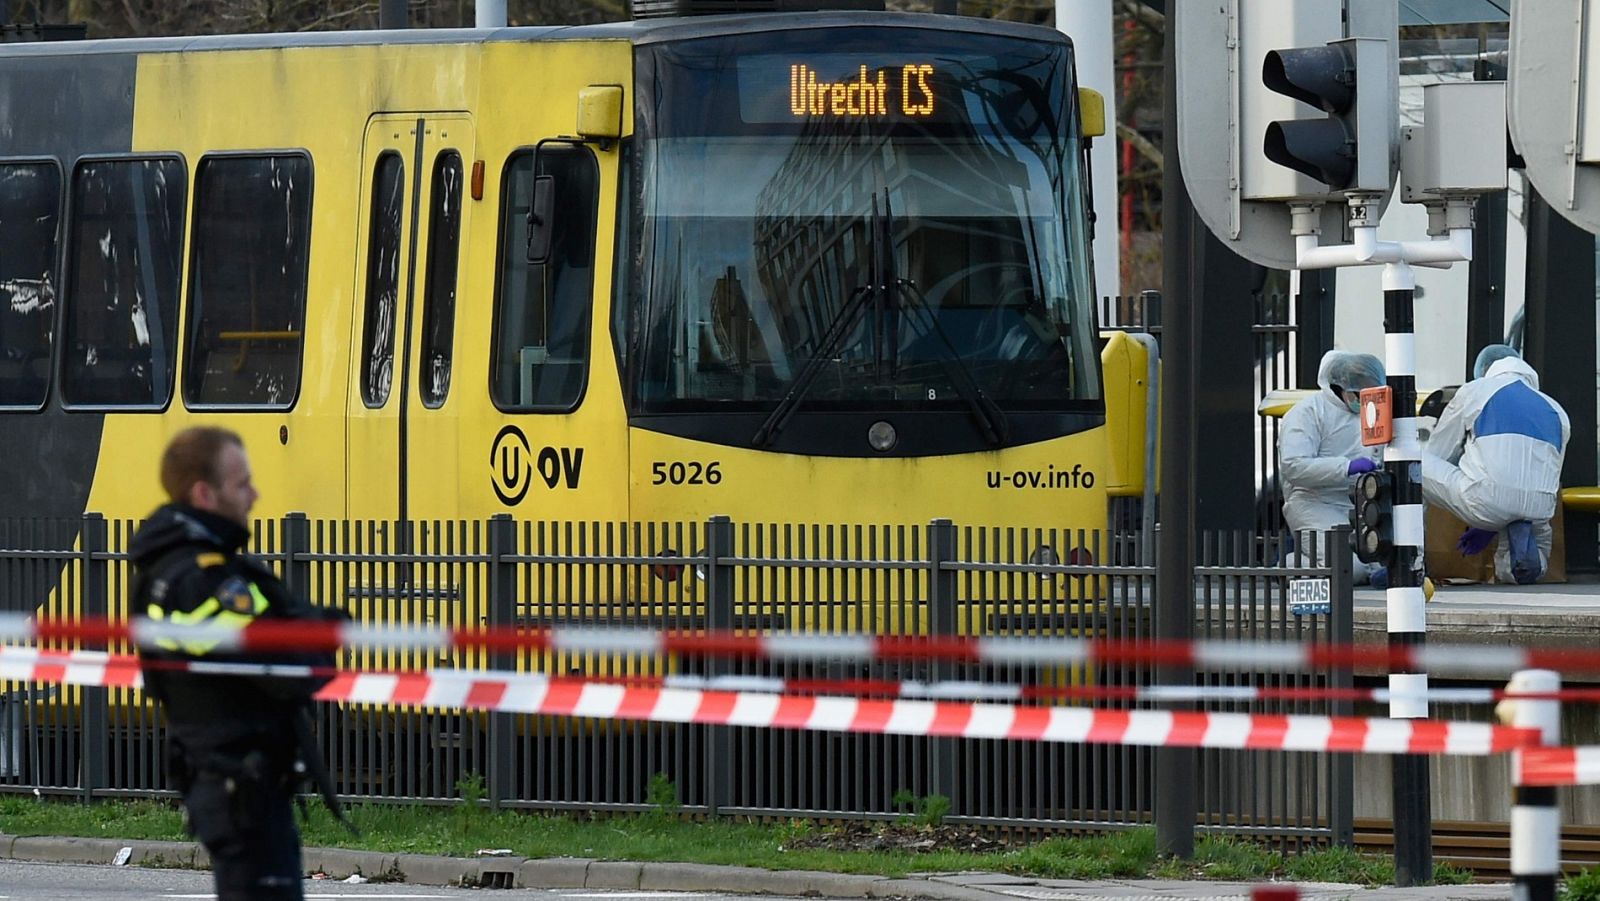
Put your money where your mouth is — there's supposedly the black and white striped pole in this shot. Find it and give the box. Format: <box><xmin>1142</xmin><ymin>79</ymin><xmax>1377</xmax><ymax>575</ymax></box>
<box><xmin>1503</xmin><ymin>669</ymin><xmax>1561</xmax><ymax>901</ymax></box>
<box><xmin>1291</xmin><ymin>191</ymin><xmax>1476</xmax><ymax>886</ymax></box>
<box><xmin>1381</xmin><ymin>253</ymin><xmax>1431</xmax><ymax>885</ymax></box>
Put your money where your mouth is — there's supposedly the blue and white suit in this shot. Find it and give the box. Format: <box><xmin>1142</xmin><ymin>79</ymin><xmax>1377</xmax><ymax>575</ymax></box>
<box><xmin>1423</xmin><ymin>356</ymin><xmax>1570</xmax><ymax>583</ymax></box>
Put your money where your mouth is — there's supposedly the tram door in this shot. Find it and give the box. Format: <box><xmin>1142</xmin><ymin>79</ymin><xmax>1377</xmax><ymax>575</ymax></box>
<box><xmin>348</xmin><ymin>114</ymin><xmax>475</xmax><ymax>527</ymax></box>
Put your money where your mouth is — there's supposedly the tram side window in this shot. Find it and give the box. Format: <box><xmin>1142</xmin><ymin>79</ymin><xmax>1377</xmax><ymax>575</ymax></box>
<box><xmin>420</xmin><ymin>150</ymin><xmax>463</xmax><ymax>408</ymax></box>
<box><xmin>62</xmin><ymin>157</ymin><xmax>186</xmax><ymax>409</ymax></box>
<box><xmin>491</xmin><ymin>146</ymin><xmax>598</xmax><ymax>412</ymax></box>
<box><xmin>361</xmin><ymin>152</ymin><xmax>405</xmax><ymax>408</ymax></box>
<box><xmin>0</xmin><ymin>162</ymin><xmax>61</xmax><ymax>409</ymax></box>
<box><xmin>184</xmin><ymin>155</ymin><xmax>313</xmax><ymax>408</ymax></box>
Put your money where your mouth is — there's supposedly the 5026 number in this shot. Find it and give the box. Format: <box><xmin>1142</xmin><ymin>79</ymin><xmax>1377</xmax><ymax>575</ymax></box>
<box><xmin>651</xmin><ymin>461</ymin><xmax>723</xmax><ymax>486</ymax></box>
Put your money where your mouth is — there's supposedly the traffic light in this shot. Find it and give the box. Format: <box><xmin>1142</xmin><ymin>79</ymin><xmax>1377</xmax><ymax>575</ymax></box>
<box><xmin>1262</xmin><ymin>37</ymin><xmax>1392</xmax><ymax>193</ymax></box>
<box><xmin>1350</xmin><ymin>469</ymin><xmax>1393</xmax><ymax>565</ymax></box>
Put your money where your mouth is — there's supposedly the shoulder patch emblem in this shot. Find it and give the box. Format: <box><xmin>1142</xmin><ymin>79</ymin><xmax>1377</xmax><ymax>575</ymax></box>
<box><xmin>214</xmin><ymin>576</ymin><xmax>256</xmax><ymax>614</ymax></box>
<box><xmin>195</xmin><ymin>552</ymin><xmax>227</xmax><ymax>569</ymax></box>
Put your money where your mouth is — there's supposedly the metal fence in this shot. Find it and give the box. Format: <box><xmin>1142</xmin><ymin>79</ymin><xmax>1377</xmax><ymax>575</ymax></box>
<box><xmin>0</xmin><ymin>514</ymin><xmax>1352</xmax><ymax>846</ymax></box>
<box><xmin>1100</xmin><ymin>292</ymin><xmax>1305</xmax><ymax>540</ymax></box>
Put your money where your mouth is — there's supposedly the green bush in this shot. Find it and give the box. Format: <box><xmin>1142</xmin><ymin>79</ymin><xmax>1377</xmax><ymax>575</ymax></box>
<box><xmin>1565</xmin><ymin>865</ymin><xmax>1600</xmax><ymax>900</ymax></box>
<box><xmin>646</xmin><ymin>773</ymin><xmax>682</xmax><ymax>817</ymax></box>
<box><xmin>890</xmin><ymin>790</ymin><xmax>950</xmax><ymax>827</ymax></box>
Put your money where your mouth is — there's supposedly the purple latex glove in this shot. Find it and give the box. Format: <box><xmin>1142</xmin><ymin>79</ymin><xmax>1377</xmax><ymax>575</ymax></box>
<box><xmin>1457</xmin><ymin>527</ymin><xmax>1497</xmax><ymax>557</ymax></box>
<box><xmin>1347</xmin><ymin>458</ymin><xmax>1379</xmax><ymax>476</ymax></box>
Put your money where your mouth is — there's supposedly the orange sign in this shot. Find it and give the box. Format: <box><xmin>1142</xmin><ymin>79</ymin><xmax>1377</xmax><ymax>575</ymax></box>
<box><xmin>1359</xmin><ymin>386</ymin><xmax>1393</xmax><ymax>446</ymax></box>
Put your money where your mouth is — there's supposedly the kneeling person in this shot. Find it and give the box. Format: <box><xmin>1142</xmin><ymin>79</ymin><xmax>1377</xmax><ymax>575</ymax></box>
<box><xmin>1424</xmin><ymin>345</ymin><xmax>1570</xmax><ymax>585</ymax></box>
<box><xmin>1280</xmin><ymin>351</ymin><xmax>1387</xmax><ymax>585</ymax></box>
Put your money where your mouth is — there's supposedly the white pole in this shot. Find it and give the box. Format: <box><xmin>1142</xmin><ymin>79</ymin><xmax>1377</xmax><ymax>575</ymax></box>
<box><xmin>1505</xmin><ymin>669</ymin><xmax>1562</xmax><ymax>901</ymax></box>
<box><xmin>1056</xmin><ymin>0</ymin><xmax>1120</xmax><ymax>299</ymax></box>
<box><xmin>477</xmin><ymin>0</ymin><xmax>507</xmax><ymax>28</ymax></box>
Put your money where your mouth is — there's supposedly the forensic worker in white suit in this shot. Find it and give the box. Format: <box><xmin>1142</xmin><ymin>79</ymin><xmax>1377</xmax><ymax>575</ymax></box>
<box><xmin>1280</xmin><ymin>350</ymin><xmax>1387</xmax><ymax>585</ymax></box>
<box><xmin>1423</xmin><ymin>345</ymin><xmax>1570</xmax><ymax>585</ymax></box>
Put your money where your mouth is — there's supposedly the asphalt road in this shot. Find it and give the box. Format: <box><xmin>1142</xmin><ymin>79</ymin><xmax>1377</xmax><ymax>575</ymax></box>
<box><xmin>0</xmin><ymin>861</ymin><xmax>780</xmax><ymax>901</ymax></box>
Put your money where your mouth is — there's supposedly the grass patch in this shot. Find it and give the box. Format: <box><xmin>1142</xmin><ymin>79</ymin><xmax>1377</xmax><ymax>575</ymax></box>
<box><xmin>0</xmin><ymin>795</ymin><xmax>185</xmax><ymax>840</ymax></box>
<box><xmin>1191</xmin><ymin>836</ymin><xmax>1284</xmax><ymax>881</ymax></box>
<box><xmin>1285</xmin><ymin>845</ymin><xmax>1389</xmax><ymax>885</ymax></box>
<box><xmin>1002</xmin><ymin>830</ymin><xmax>1155</xmax><ymax>879</ymax></box>
<box><xmin>0</xmin><ymin>795</ymin><xmax>1456</xmax><ymax>887</ymax></box>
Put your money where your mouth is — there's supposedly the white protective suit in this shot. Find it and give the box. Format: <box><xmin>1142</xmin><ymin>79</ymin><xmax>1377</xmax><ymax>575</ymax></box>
<box><xmin>1279</xmin><ymin>354</ymin><xmax>1384</xmax><ymax>582</ymax></box>
<box><xmin>1423</xmin><ymin>356</ymin><xmax>1570</xmax><ymax>583</ymax></box>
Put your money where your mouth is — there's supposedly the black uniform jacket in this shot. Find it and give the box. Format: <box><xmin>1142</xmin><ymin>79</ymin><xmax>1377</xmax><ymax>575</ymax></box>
<box><xmin>130</xmin><ymin>504</ymin><xmax>340</xmax><ymax>755</ymax></box>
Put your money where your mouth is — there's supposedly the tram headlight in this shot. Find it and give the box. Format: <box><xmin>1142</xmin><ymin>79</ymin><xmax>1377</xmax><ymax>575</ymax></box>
<box><xmin>1029</xmin><ymin>545</ymin><xmax>1060</xmax><ymax>581</ymax></box>
<box><xmin>867</xmin><ymin>421</ymin><xmax>898</xmax><ymax>453</ymax></box>
<box><xmin>651</xmin><ymin>549</ymin><xmax>683</xmax><ymax>582</ymax></box>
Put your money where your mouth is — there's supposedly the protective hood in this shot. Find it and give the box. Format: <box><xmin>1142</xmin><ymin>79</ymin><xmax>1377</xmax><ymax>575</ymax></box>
<box><xmin>129</xmin><ymin>504</ymin><xmax>249</xmax><ymax>568</ymax></box>
<box><xmin>1314</xmin><ymin>351</ymin><xmax>1339</xmax><ymax>393</ymax></box>
<box><xmin>1314</xmin><ymin>350</ymin><xmax>1385</xmax><ymax>401</ymax></box>
<box><xmin>1483</xmin><ymin>355</ymin><xmax>1540</xmax><ymax>390</ymax></box>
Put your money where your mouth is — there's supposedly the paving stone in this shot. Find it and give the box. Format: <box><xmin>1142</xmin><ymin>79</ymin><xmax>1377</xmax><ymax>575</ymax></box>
<box><xmin>391</xmin><ymin>851</ymin><xmax>482</xmax><ymax>887</ymax></box>
<box><xmin>586</xmin><ymin>860</ymin><xmax>644</xmax><ymax>889</ymax></box>
<box><xmin>8</xmin><ymin>836</ymin><xmax>126</xmax><ymax>865</ymax></box>
<box><xmin>302</xmin><ymin>847</ymin><xmax>397</xmax><ymax>882</ymax></box>
<box><xmin>520</xmin><ymin>857</ymin><xmax>593</xmax><ymax>889</ymax></box>
<box><xmin>931</xmin><ymin>874</ymin><xmax>1040</xmax><ymax>886</ymax></box>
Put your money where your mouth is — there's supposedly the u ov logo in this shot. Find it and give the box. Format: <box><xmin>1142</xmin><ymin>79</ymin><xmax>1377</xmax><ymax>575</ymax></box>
<box><xmin>490</xmin><ymin>425</ymin><xmax>585</xmax><ymax>506</ymax></box>
<box><xmin>491</xmin><ymin>426</ymin><xmax>533</xmax><ymax>505</ymax></box>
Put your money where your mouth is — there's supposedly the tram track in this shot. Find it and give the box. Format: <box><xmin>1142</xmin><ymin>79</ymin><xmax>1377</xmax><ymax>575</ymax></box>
<box><xmin>1355</xmin><ymin>818</ymin><xmax>1600</xmax><ymax>877</ymax></box>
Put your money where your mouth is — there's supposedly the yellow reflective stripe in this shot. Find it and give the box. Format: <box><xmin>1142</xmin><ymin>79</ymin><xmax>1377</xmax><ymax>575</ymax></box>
<box><xmin>145</xmin><ymin>605</ymin><xmax>180</xmax><ymax>653</ymax></box>
<box><xmin>147</xmin><ymin>584</ymin><xmax>267</xmax><ymax>656</ymax></box>
<box><xmin>167</xmin><ymin>598</ymin><xmax>221</xmax><ymax>626</ymax></box>
<box><xmin>246</xmin><ymin>583</ymin><xmax>270</xmax><ymax>615</ymax></box>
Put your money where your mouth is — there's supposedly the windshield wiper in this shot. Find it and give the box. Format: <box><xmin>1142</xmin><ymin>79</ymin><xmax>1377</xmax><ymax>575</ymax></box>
<box><xmin>753</xmin><ymin>188</ymin><xmax>1009</xmax><ymax>449</ymax></box>
<box><xmin>751</xmin><ymin>282</ymin><xmax>874</xmax><ymax>448</ymax></box>
<box><xmin>874</xmin><ymin>188</ymin><xmax>1005</xmax><ymax>446</ymax></box>
<box><xmin>752</xmin><ymin>191</ymin><xmax>894</xmax><ymax>449</ymax></box>
<box><xmin>891</xmin><ymin>277</ymin><xmax>1009</xmax><ymax>447</ymax></box>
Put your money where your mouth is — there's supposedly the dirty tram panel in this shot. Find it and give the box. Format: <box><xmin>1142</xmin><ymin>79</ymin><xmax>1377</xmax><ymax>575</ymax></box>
<box><xmin>0</xmin><ymin>0</ymin><xmax>1185</xmax><ymax>826</ymax></box>
<box><xmin>0</xmin><ymin>0</ymin><xmax>1149</xmax><ymax>545</ymax></box>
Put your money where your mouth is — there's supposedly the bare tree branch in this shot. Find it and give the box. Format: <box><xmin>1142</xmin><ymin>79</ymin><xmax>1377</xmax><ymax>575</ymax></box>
<box><xmin>1117</xmin><ymin>121</ymin><xmax>1162</xmax><ymax>173</ymax></box>
<box><xmin>1117</xmin><ymin>0</ymin><xmax>1162</xmax><ymax>31</ymax></box>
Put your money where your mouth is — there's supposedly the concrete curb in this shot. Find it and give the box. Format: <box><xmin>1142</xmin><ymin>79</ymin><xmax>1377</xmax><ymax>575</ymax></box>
<box><xmin>0</xmin><ymin>834</ymin><xmax>1015</xmax><ymax>899</ymax></box>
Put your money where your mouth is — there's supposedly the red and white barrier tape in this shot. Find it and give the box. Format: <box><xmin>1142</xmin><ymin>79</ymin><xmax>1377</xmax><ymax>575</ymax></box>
<box><xmin>6</xmin><ymin>645</ymin><xmax>1597</xmax><ymax>706</ymax></box>
<box><xmin>1517</xmin><ymin>747</ymin><xmax>1600</xmax><ymax>786</ymax></box>
<box><xmin>0</xmin><ymin>646</ymin><xmax>1539</xmax><ymax>756</ymax></box>
<box><xmin>10</xmin><ymin>612</ymin><xmax>1600</xmax><ymax>677</ymax></box>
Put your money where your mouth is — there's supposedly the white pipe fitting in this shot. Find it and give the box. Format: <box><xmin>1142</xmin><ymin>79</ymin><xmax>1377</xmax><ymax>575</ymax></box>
<box><xmin>1354</xmin><ymin>226</ymin><xmax>1379</xmax><ymax>262</ymax></box>
<box><xmin>1295</xmin><ymin>227</ymin><xmax>1472</xmax><ymax>271</ymax></box>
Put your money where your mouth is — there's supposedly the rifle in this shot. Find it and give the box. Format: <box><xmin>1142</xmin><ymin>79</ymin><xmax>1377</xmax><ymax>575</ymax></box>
<box><xmin>292</xmin><ymin>707</ymin><xmax>360</xmax><ymax>837</ymax></box>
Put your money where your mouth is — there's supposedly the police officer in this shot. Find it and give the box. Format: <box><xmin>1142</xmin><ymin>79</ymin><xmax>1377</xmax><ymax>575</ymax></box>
<box><xmin>131</xmin><ymin>426</ymin><xmax>346</xmax><ymax>901</ymax></box>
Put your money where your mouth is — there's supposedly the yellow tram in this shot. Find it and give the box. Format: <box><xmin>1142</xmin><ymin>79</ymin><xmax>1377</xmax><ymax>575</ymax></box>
<box><xmin>0</xmin><ymin>6</ymin><xmax>1148</xmax><ymax>541</ymax></box>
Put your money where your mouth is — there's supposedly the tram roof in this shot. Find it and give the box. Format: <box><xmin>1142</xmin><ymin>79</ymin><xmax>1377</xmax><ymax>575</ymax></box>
<box><xmin>0</xmin><ymin>12</ymin><xmax>1067</xmax><ymax>59</ymax></box>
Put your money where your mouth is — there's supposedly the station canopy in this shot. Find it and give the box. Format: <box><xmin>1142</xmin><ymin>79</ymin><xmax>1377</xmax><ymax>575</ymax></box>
<box><xmin>1398</xmin><ymin>0</ymin><xmax>1507</xmax><ymax>25</ymax></box>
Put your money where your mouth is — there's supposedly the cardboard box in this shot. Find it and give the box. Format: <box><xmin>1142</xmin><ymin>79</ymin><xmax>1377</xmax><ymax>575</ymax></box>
<box><xmin>1422</xmin><ymin>503</ymin><xmax>1566</xmax><ymax>584</ymax></box>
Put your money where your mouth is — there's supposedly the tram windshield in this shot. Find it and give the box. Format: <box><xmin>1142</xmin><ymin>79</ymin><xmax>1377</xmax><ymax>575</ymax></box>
<box><xmin>621</xmin><ymin>27</ymin><xmax>1099</xmax><ymax>425</ymax></box>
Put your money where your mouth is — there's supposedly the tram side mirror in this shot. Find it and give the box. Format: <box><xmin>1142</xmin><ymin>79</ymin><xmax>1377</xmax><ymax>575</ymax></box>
<box><xmin>576</xmin><ymin>85</ymin><xmax>624</xmax><ymax>145</ymax></box>
<box><xmin>1078</xmin><ymin>87</ymin><xmax>1106</xmax><ymax>142</ymax></box>
<box><xmin>526</xmin><ymin>174</ymin><xmax>556</xmax><ymax>264</ymax></box>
